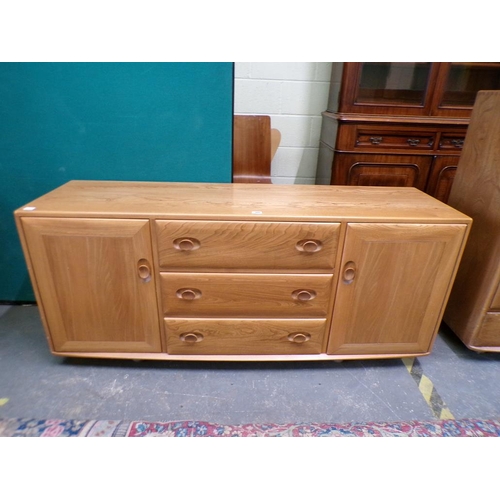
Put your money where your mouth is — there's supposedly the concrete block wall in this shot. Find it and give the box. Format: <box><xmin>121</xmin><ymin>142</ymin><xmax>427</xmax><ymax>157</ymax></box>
<box><xmin>234</xmin><ymin>62</ymin><xmax>332</xmax><ymax>184</ymax></box>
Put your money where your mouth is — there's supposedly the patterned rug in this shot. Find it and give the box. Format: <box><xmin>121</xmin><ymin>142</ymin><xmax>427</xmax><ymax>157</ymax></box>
<box><xmin>1</xmin><ymin>417</ymin><xmax>500</xmax><ymax>437</ymax></box>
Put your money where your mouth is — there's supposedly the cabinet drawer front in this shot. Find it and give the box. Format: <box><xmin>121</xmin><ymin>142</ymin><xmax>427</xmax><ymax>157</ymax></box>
<box><xmin>354</xmin><ymin>130</ymin><xmax>435</xmax><ymax>151</ymax></box>
<box><xmin>160</xmin><ymin>273</ymin><xmax>334</xmax><ymax>317</ymax></box>
<box><xmin>155</xmin><ymin>221</ymin><xmax>340</xmax><ymax>271</ymax></box>
<box><xmin>438</xmin><ymin>133</ymin><xmax>466</xmax><ymax>151</ymax></box>
<box><xmin>165</xmin><ymin>318</ymin><xmax>326</xmax><ymax>355</ymax></box>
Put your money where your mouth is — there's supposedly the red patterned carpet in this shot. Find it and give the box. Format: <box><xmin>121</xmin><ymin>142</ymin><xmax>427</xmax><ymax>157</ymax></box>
<box><xmin>1</xmin><ymin>418</ymin><xmax>500</xmax><ymax>437</ymax></box>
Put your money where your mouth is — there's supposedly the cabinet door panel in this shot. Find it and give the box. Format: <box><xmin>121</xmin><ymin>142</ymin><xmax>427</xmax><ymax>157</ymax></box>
<box><xmin>332</xmin><ymin>153</ymin><xmax>432</xmax><ymax>190</ymax></box>
<box><xmin>327</xmin><ymin>223</ymin><xmax>466</xmax><ymax>355</ymax></box>
<box><xmin>22</xmin><ymin>218</ymin><xmax>161</xmax><ymax>353</ymax></box>
<box><xmin>425</xmin><ymin>156</ymin><xmax>458</xmax><ymax>203</ymax></box>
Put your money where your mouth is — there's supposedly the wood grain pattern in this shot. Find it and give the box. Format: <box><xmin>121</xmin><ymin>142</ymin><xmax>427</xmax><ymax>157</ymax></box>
<box><xmin>332</xmin><ymin>153</ymin><xmax>432</xmax><ymax>190</ymax></box>
<box><xmin>491</xmin><ymin>284</ymin><xmax>500</xmax><ymax>310</ymax></box>
<box><xmin>232</xmin><ymin>115</ymin><xmax>272</xmax><ymax>184</ymax></box>
<box><xmin>473</xmin><ymin>313</ymin><xmax>500</xmax><ymax>348</ymax></box>
<box><xmin>14</xmin><ymin>181</ymin><xmax>471</xmax><ymax>361</ymax></box>
<box><xmin>165</xmin><ymin>318</ymin><xmax>326</xmax><ymax>355</ymax></box>
<box><xmin>21</xmin><ymin>217</ymin><xmax>162</xmax><ymax>353</ymax></box>
<box><xmin>327</xmin><ymin>223</ymin><xmax>467</xmax><ymax>355</ymax></box>
<box><xmin>424</xmin><ymin>158</ymin><xmax>458</xmax><ymax>202</ymax></box>
<box><xmin>15</xmin><ymin>181</ymin><xmax>470</xmax><ymax>223</ymax></box>
<box><xmin>444</xmin><ymin>91</ymin><xmax>500</xmax><ymax>349</ymax></box>
<box><xmin>155</xmin><ymin>220</ymin><xmax>340</xmax><ymax>271</ymax></box>
<box><xmin>160</xmin><ymin>272</ymin><xmax>333</xmax><ymax>317</ymax></box>
<box><xmin>322</xmin><ymin>62</ymin><xmax>485</xmax><ymax>202</ymax></box>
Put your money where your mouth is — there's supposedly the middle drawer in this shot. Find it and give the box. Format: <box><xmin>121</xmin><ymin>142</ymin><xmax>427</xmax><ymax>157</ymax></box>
<box><xmin>160</xmin><ymin>272</ymin><xmax>334</xmax><ymax>317</ymax></box>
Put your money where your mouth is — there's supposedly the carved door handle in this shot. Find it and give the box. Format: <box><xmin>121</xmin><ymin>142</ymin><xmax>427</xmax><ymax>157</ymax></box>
<box><xmin>343</xmin><ymin>261</ymin><xmax>356</xmax><ymax>284</ymax></box>
<box><xmin>137</xmin><ymin>259</ymin><xmax>152</xmax><ymax>283</ymax></box>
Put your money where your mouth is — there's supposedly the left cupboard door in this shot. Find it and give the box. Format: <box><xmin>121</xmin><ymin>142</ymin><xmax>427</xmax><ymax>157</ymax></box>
<box><xmin>21</xmin><ymin>218</ymin><xmax>162</xmax><ymax>353</ymax></box>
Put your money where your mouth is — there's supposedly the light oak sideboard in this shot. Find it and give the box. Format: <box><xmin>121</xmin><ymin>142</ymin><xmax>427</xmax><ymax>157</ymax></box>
<box><xmin>14</xmin><ymin>181</ymin><xmax>471</xmax><ymax>362</ymax></box>
<box><xmin>444</xmin><ymin>91</ymin><xmax>500</xmax><ymax>351</ymax></box>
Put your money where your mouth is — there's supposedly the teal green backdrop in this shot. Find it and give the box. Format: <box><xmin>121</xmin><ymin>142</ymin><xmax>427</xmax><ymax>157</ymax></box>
<box><xmin>0</xmin><ymin>62</ymin><xmax>234</xmax><ymax>301</ymax></box>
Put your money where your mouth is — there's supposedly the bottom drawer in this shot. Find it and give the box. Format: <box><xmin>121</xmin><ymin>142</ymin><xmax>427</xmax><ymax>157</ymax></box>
<box><xmin>165</xmin><ymin>318</ymin><xmax>326</xmax><ymax>355</ymax></box>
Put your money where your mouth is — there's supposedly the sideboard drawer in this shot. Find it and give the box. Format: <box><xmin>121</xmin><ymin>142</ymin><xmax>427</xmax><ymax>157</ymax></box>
<box><xmin>160</xmin><ymin>272</ymin><xmax>334</xmax><ymax>317</ymax></box>
<box><xmin>354</xmin><ymin>129</ymin><xmax>436</xmax><ymax>151</ymax></box>
<box><xmin>155</xmin><ymin>220</ymin><xmax>340</xmax><ymax>271</ymax></box>
<box><xmin>438</xmin><ymin>133</ymin><xmax>466</xmax><ymax>151</ymax></box>
<box><xmin>165</xmin><ymin>318</ymin><xmax>326</xmax><ymax>355</ymax></box>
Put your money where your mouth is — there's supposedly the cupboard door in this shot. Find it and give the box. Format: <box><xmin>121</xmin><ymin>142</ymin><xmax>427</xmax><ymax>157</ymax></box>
<box><xmin>425</xmin><ymin>156</ymin><xmax>459</xmax><ymax>203</ymax></box>
<box><xmin>430</xmin><ymin>62</ymin><xmax>500</xmax><ymax>117</ymax></box>
<box><xmin>332</xmin><ymin>153</ymin><xmax>432</xmax><ymax>190</ymax></box>
<box><xmin>21</xmin><ymin>218</ymin><xmax>161</xmax><ymax>353</ymax></box>
<box><xmin>327</xmin><ymin>223</ymin><xmax>467</xmax><ymax>355</ymax></box>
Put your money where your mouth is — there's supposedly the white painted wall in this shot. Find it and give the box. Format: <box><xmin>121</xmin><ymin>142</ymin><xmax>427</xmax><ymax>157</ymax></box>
<box><xmin>234</xmin><ymin>62</ymin><xmax>332</xmax><ymax>184</ymax></box>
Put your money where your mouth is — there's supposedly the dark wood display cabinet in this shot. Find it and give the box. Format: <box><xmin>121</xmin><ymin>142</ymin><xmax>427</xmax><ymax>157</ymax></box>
<box><xmin>317</xmin><ymin>62</ymin><xmax>500</xmax><ymax>203</ymax></box>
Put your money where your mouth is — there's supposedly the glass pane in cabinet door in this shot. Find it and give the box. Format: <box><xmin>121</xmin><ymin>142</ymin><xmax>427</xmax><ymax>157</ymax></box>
<box><xmin>441</xmin><ymin>63</ymin><xmax>500</xmax><ymax>107</ymax></box>
<box><xmin>355</xmin><ymin>62</ymin><xmax>431</xmax><ymax>105</ymax></box>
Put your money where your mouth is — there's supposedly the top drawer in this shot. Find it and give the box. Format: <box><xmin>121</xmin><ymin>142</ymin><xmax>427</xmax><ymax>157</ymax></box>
<box><xmin>354</xmin><ymin>129</ymin><xmax>435</xmax><ymax>151</ymax></box>
<box><xmin>336</xmin><ymin>124</ymin><xmax>437</xmax><ymax>152</ymax></box>
<box><xmin>155</xmin><ymin>220</ymin><xmax>341</xmax><ymax>272</ymax></box>
<box><xmin>438</xmin><ymin>133</ymin><xmax>466</xmax><ymax>151</ymax></box>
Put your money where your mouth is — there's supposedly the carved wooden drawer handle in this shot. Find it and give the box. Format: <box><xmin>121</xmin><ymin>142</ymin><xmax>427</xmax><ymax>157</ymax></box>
<box><xmin>287</xmin><ymin>332</ymin><xmax>311</xmax><ymax>344</ymax></box>
<box><xmin>296</xmin><ymin>239</ymin><xmax>323</xmax><ymax>253</ymax></box>
<box><xmin>173</xmin><ymin>237</ymin><xmax>201</xmax><ymax>251</ymax></box>
<box><xmin>180</xmin><ymin>332</ymin><xmax>204</xmax><ymax>343</ymax></box>
<box><xmin>292</xmin><ymin>289</ymin><xmax>317</xmax><ymax>301</ymax></box>
<box><xmin>137</xmin><ymin>258</ymin><xmax>152</xmax><ymax>283</ymax></box>
<box><xmin>176</xmin><ymin>288</ymin><xmax>202</xmax><ymax>300</ymax></box>
<box><xmin>343</xmin><ymin>261</ymin><xmax>356</xmax><ymax>284</ymax></box>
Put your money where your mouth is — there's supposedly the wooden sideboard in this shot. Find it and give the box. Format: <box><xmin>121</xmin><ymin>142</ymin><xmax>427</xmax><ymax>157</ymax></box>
<box><xmin>444</xmin><ymin>91</ymin><xmax>500</xmax><ymax>351</ymax></box>
<box><xmin>15</xmin><ymin>181</ymin><xmax>471</xmax><ymax>361</ymax></box>
<box><xmin>318</xmin><ymin>62</ymin><xmax>500</xmax><ymax>202</ymax></box>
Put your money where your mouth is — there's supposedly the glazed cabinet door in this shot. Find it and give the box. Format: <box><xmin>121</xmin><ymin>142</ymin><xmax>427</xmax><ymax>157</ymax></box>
<box><xmin>21</xmin><ymin>218</ymin><xmax>162</xmax><ymax>353</ymax></box>
<box><xmin>327</xmin><ymin>223</ymin><xmax>466</xmax><ymax>356</ymax></box>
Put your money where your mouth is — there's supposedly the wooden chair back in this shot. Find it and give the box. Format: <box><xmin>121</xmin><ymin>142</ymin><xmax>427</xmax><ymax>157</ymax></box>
<box><xmin>232</xmin><ymin>115</ymin><xmax>280</xmax><ymax>183</ymax></box>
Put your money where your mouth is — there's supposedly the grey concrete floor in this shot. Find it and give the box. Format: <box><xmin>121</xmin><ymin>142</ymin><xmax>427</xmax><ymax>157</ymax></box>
<box><xmin>1</xmin><ymin>304</ymin><xmax>500</xmax><ymax>424</ymax></box>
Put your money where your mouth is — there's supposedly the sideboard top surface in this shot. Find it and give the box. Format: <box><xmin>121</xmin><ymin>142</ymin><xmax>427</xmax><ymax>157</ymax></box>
<box><xmin>15</xmin><ymin>180</ymin><xmax>471</xmax><ymax>224</ymax></box>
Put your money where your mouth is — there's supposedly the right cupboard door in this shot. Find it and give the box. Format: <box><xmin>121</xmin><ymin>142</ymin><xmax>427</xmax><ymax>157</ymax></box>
<box><xmin>327</xmin><ymin>223</ymin><xmax>467</xmax><ymax>356</ymax></box>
